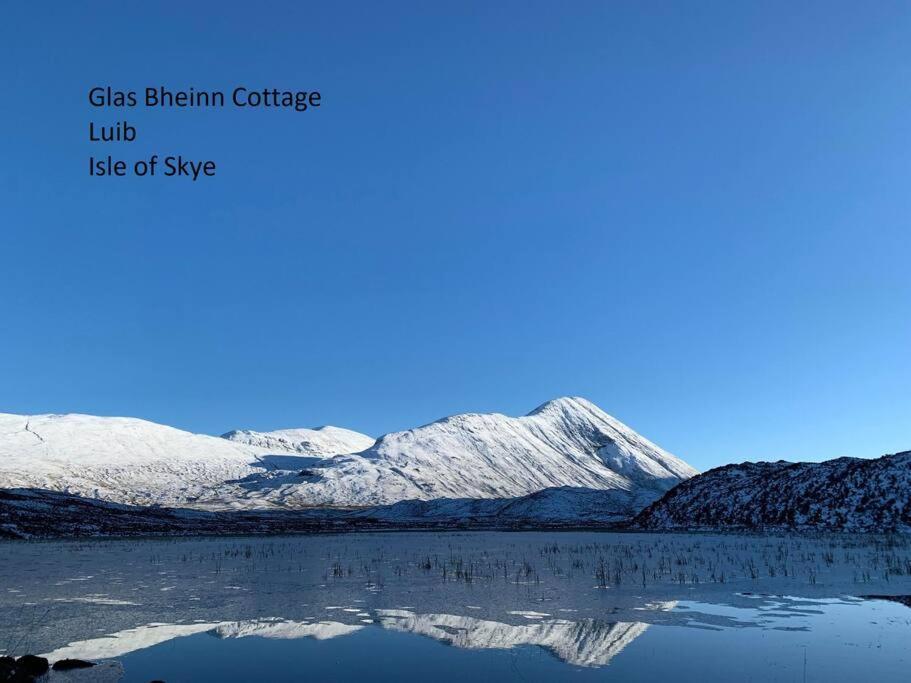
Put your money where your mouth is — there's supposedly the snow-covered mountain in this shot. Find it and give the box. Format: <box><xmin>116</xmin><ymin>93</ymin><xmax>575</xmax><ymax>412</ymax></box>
<box><xmin>634</xmin><ymin>450</ymin><xmax>911</xmax><ymax>533</ymax></box>
<box><xmin>286</xmin><ymin>397</ymin><xmax>696</xmax><ymax>506</ymax></box>
<box><xmin>0</xmin><ymin>413</ymin><xmax>368</xmax><ymax>510</ymax></box>
<box><xmin>221</xmin><ymin>426</ymin><xmax>374</xmax><ymax>456</ymax></box>
<box><xmin>0</xmin><ymin>398</ymin><xmax>696</xmax><ymax>519</ymax></box>
<box><xmin>0</xmin><ymin>413</ymin><xmax>264</xmax><ymax>509</ymax></box>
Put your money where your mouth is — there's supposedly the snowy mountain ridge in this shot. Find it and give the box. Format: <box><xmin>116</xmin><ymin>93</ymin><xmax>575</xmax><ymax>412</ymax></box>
<box><xmin>293</xmin><ymin>397</ymin><xmax>697</xmax><ymax>506</ymax></box>
<box><xmin>0</xmin><ymin>398</ymin><xmax>695</xmax><ymax>518</ymax></box>
<box><xmin>221</xmin><ymin>426</ymin><xmax>375</xmax><ymax>457</ymax></box>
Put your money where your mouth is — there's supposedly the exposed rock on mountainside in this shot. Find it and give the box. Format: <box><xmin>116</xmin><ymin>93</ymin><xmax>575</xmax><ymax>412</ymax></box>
<box><xmin>634</xmin><ymin>450</ymin><xmax>911</xmax><ymax>533</ymax></box>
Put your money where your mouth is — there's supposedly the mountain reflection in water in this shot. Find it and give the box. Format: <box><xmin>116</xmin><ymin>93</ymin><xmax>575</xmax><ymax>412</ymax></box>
<box><xmin>2</xmin><ymin>532</ymin><xmax>911</xmax><ymax>681</ymax></box>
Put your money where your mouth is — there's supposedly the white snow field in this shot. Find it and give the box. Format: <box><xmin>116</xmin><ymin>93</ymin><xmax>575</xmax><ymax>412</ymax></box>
<box><xmin>0</xmin><ymin>397</ymin><xmax>696</xmax><ymax>514</ymax></box>
<box><xmin>221</xmin><ymin>426</ymin><xmax>375</xmax><ymax>456</ymax></box>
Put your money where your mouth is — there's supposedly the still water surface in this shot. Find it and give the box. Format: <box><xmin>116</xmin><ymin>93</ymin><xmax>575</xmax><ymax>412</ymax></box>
<box><xmin>1</xmin><ymin>532</ymin><xmax>909</xmax><ymax>681</ymax></box>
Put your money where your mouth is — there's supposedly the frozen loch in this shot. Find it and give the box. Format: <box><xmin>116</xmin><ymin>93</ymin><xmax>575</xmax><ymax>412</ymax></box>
<box><xmin>2</xmin><ymin>531</ymin><xmax>911</xmax><ymax>681</ymax></box>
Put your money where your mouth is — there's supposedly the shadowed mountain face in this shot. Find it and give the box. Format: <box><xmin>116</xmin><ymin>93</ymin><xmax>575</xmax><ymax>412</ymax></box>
<box><xmin>634</xmin><ymin>450</ymin><xmax>911</xmax><ymax>533</ymax></box>
<box><xmin>0</xmin><ymin>398</ymin><xmax>696</xmax><ymax>521</ymax></box>
<box><xmin>0</xmin><ymin>486</ymin><xmax>644</xmax><ymax>540</ymax></box>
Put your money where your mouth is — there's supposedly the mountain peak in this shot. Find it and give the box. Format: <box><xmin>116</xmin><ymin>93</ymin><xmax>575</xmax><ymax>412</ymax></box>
<box><xmin>299</xmin><ymin>397</ymin><xmax>696</xmax><ymax>506</ymax></box>
<box><xmin>527</xmin><ymin>396</ymin><xmax>598</xmax><ymax>417</ymax></box>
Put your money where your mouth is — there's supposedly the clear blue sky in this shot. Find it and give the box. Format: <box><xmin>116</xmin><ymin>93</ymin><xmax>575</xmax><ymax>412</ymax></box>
<box><xmin>1</xmin><ymin>2</ymin><xmax>909</xmax><ymax>471</ymax></box>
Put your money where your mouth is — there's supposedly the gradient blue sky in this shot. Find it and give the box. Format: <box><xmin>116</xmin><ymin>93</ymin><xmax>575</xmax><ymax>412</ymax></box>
<box><xmin>2</xmin><ymin>2</ymin><xmax>909</xmax><ymax>471</ymax></box>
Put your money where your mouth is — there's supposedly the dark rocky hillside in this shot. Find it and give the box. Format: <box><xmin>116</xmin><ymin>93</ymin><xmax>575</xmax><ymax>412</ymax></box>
<box><xmin>633</xmin><ymin>450</ymin><xmax>911</xmax><ymax>533</ymax></box>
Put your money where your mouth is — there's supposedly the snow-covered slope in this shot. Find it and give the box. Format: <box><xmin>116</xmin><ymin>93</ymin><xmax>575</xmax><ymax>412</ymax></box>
<box><xmin>0</xmin><ymin>413</ymin><xmax>265</xmax><ymax>509</ymax></box>
<box><xmin>634</xmin><ymin>450</ymin><xmax>911</xmax><ymax>533</ymax></box>
<box><xmin>285</xmin><ymin>397</ymin><xmax>696</xmax><ymax>506</ymax></box>
<box><xmin>0</xmin><ymin>398</ymin><xmax>696</xmax><ymax>518</ymax></box>
<box><xmin>0</xmin><ymin>413</ymin><xmax>364</xmax><ymax>510</ymax></box>
<box><xmin>221</xmin><ymin>426</ymin><xmax>374</xmax><ymax>456</ymax></box>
